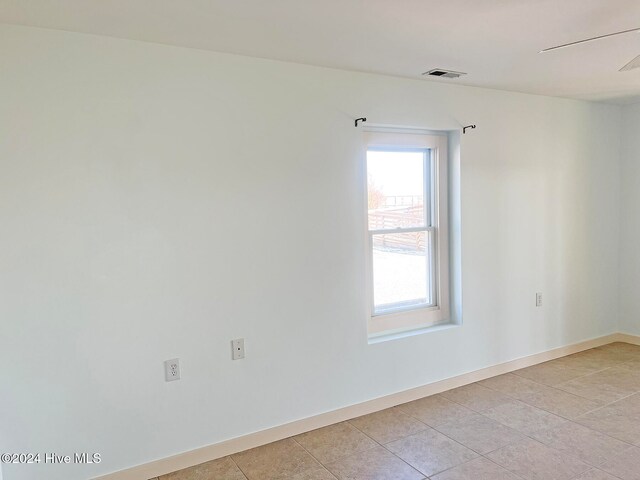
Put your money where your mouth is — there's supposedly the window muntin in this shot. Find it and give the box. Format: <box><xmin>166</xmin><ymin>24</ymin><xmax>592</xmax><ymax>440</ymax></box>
<box><xmin>372</xmin><ymin>230</ymin><xmax>434</xmax><ymax>312</ymax></box>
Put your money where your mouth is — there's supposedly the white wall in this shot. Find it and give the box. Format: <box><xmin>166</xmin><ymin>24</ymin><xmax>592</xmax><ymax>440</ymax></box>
<box><xmin>0</xmin><ymin>24</ymin><xmax>623</xmax><ymax>480</ymax></box>
<box><xmin>619</xmin><ymin>103</ymin><xmax>640</xmax><ymax>334</ymax></box>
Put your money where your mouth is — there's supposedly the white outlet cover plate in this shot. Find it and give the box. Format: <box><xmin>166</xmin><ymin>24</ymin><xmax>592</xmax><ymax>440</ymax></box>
<box><xmin>232</xmin><ymin>339</ymin><xmax>245</xmax><ymax>360</ymax></box>
<box><xmin>164</xmin><ymin>358</ymin><xmax>180</xmax><ymax>381</ymax></box>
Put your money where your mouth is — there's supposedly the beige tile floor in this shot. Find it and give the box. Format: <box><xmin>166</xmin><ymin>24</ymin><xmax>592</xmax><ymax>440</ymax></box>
<box><xmin>154</xmin><ymin>342</ymin><xmax>640</xmax><ymax>480</ymax></box>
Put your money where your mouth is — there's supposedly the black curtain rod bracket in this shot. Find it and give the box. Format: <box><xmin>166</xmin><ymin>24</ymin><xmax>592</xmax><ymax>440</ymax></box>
<box><xmin>355</xmin><ymin>117</ymin><xmax>367</xmax><ymax>127</ymax></box>
<box><xmin>463</xmin><ymin>124</ymin><xmax>476</xmax><ymax>134</ymax></box>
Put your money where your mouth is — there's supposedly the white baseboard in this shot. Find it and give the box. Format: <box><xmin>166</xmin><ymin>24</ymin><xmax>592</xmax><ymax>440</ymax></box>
<box><xmin>615</xmin><ymin>333</ymin><xmax>640</xmax><ymax>345</ymax></box>
<box><xmin>95</xmin><ymin>332</ymin><xmax>636</xmax><ymax>480</ymax></box>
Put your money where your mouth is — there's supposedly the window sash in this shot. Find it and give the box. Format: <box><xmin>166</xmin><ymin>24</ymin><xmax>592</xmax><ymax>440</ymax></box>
<box><xmin>370</xmin><ymin>227</ymin><xmax>437</xmax><ymax>316</ymax></box>
<box><xmin>366</xmin><ymin>147</ymin><xmax>431</xmax><ymax>231</ymax></box>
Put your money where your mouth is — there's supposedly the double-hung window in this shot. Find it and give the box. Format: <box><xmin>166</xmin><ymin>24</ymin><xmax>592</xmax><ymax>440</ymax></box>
<box><xmin>364</xmin><ymin>131</ymin><xmax>450</xmax><ymax>336</ymax></box>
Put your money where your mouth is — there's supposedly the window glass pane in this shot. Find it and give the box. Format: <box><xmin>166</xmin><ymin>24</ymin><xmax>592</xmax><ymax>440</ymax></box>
<box><xmin>372</xmin><ymin>231</ymin><xmax>432</xmax><ymax>312</ymax></box>
<box><xmin>367</xmin><ymin>150</ymin><xmax>426</xmax><ymax>230</ymax></box>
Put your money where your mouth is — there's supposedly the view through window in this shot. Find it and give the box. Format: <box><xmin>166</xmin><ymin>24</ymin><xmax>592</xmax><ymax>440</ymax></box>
<box><xmin>367</xmin><ymin>149</ymin><xmax>434</xmax><ymax>314</ymax></box>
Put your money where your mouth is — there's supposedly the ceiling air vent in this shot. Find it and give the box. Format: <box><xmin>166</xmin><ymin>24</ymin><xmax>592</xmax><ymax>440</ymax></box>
<box><xmin>423</xmin><ymin>69</ymin><xmax>467</xmax><ymax>79</ymax></box>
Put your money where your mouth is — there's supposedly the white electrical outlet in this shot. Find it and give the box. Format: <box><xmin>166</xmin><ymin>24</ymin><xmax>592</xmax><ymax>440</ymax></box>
<box><xmin>164</xmin><ymin>358</ymin><xmax>180</xmax><ymax>381</ymax></box>
<box><xmin>536</xmin><ymin>292</ymin><xmax>543</xmax><ymax>307</ymax></box>
<box><xmin>231</xmin><ymin>339</ymin><xmax>245</xmax><ymax>360</ymax></box>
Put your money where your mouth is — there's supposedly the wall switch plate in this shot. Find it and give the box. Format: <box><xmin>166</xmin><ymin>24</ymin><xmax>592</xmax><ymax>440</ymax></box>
<box><xmin>231</xmin><ymin>339</ymin><xmax>245</xmax><ymax>360</ymax></box>
<box><xmin>536</xmin><ymin>292</ymin><xmax>543</xmax><ymax>307</ymax></box>
<box><xmin>164</xmin><ymin>358</ymin><xmax>180</xmax><ymax>381</ymax></box>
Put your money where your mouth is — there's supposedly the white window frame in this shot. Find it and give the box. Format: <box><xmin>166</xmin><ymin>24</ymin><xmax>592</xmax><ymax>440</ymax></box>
<box><xmin>364</xmin><ymin>130</ymin><xmax>450</xmax><ymax>336</ymax></box>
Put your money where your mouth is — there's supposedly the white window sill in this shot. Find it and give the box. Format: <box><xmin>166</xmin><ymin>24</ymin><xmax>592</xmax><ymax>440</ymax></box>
<box><xmin>367</xmin><ymin>321</ymin><xmax>460</xmax><ymax>345</ymax></box>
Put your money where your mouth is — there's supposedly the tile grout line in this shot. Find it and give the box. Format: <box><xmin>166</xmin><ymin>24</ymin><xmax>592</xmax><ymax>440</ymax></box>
<box><xmin>473</xmin><ymin>366</ymin><xmax>640</xmax><ymax>476</ymax></box>
<box><xmin>512</xmin><ymin>344</ymin><xmax>640</xmax><ymax>387</ymax></box>
<box><xmin>288</xmin><ymin>436</ymin><xmax>340</xmax><ymax>479</ymax></box>
<box><xmin>292</xmin><ymin>422</ymin><xmax>429</xmax><ymax>480</ymax></box>
<box><xmin>480</xmin><ymin>455</ymin><xmax>530</xmax><ymax>480</ymax></box>
<box><xmin>429</xmin><ymin>348</ymin><xmax>640</xmax><ymax>477</ymax></box>
<box><xmin>379</xmin><ymin>427</ymin><xmax>478</xmax><ymax>479</ymax></box>
<box><xmin>509</xmin><ymin>348</ymin><xmax>634</xmax><ymax>387</ymax></box>
<box><xmin>576</xmin><ymin>389</ymin><xmax>640</xmax><ymax>418</ymax></box>
<box><xmin>393</xmin><ymin>386</ymin><xmax>560</xmax><ymax>468</ymax></box>
<box><xmin>513</xmin><ymin>361</ymin><xmax>620</xmax><ymax>386</ymax></box>
<box><xmin>214</xmin><ymin>343</ymin><xmax>640</xmax><ymax>480</ymax></box>
<box><xmin>476</xmin><ymin>436</ymin><xmax>593</xmax><ymax>480</ymax></box>
<box><xmin>384</xmin><ymin>395</ymin><xmax>541</xmax><ymax>478</ymax></box>
<box><xmin>343</xmin><ymin>418</ymin><xmax>388</xmax><ymax>447</ymax></box>
<box><xmin>339</xmin><ymin>410</ymin><xmax>464</xmax><ymax>478</ymax></box>
<box><xmin>311</xmin><ymin>342</ymin><xmax>638</xmax><ymax>477</ymax></box>
<box><xmin>479</xmin><ymin>402</ymin><xmax>640</xmax><ymax>455</ymax></box>
<box><xmin>229</xmin><ymin>452</ymin><xmax>251</xmax><ymax>480</ymax></box>
<box><xmin>393</xmin><ymin>406</ymin><xmax>498</xmax><ymax>462</ymax></box>
<box><xmin>477</xmin><ymin>366</ymin><xmax>620</xmax><ymax>421</ymax></box>
<box><xmin>474</xmin><ymin>352</ymin><xmax>640</xmax><ymax>450</ymax></box>
<box><xmin>312</xmin><ymin>344</ymin><xmax>640</xmax><ymax>480</ymax></box>
<box><xmin>342</xmin><ymin>418</ymin><xmax>431</xmax><ymax>478</ymax></box>
<box><xmin>227</xmin><ymin>455</ymin><xmax>250</xmax><ymax>480</ymax></box>
<box><xmin>480</xmin><ymin>432</ymin><xmax>630</xmax><ymax>477</ymax></box>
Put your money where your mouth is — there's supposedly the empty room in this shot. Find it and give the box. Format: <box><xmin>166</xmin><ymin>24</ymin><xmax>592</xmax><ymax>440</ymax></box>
<box><xmin>3</xmin><ymin>1</ymin><xmax>640</xmax><ymax>479</ymax></box>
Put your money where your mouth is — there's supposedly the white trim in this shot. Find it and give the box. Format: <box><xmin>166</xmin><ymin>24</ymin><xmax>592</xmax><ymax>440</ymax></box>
<box><xmin>369</xmin><ymin>226</ymin><xmax>434</xmax><ymax>236</ymax></box>
<box><xmin>363</xmin><ymin>131</ymin><xmax>450</xmax><ymax>336</ymax></box>
<box><xmin>93</xmin><ymin>333</ymin><xmax>631</xmax><ymax>480</ymax></box>
<box><xmin>361</xmin><ymin>125</ymin><xmax>450</xmax><ymax>137</ymax></box>
<box><xmin>615</xmin><ymin>333</ymin><xmax>640</xmax><ymax>345</ymax></box>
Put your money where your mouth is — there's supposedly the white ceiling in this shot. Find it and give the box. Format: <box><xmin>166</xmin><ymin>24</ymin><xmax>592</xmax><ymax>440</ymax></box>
<box><xmin>2</xmin><ymin>0</ymin><xmax>640</xmax><ymax>104</ymax></box>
